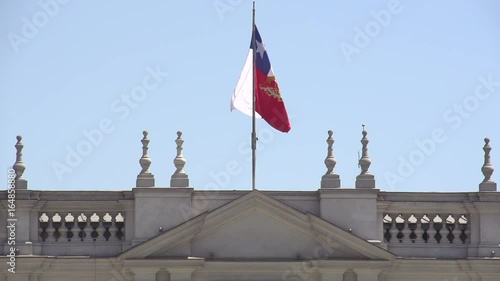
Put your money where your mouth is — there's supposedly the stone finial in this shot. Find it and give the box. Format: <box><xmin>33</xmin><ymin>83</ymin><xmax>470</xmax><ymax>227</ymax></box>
<box><xmin>359</xmin><ymin>125</ymin><xmax>371</xmax><ymax>175</ymax></box>
<box><xmin>355</xmin><ymin>125</ymin><xmax>375</xmax><ymax>189</ymax></box>
<box><xmin>325</xmin><ymin>130</ymin><xmax>337</xmax><ymax>173</ymax></box>
<box><xmin>139</xmin><ymin>131</ymin><xmax>152</xmax><ymax>174</ymax></box>
<box><xmin>479</xmin><ymin>138</ymin><xmax>497</xmax><ymax>191</ymax></box>
<box><xmin>170</xmin><ymin>131</ymin><xmax>189</xmax><ymax>187</ymax></box>
<box><xmin>321</xmin><ymin>130</ymin><xmax>341</xmax><ymax>188</ymax></box>
<box><xmin>13</xmin><ymin>135</ymin><xmax>28</xmax><ymax>189</ymax></box>
<box><xmin>136</xmin><ymin>131</ymin><xmax>155</xmax><ymax>187</ymax></box>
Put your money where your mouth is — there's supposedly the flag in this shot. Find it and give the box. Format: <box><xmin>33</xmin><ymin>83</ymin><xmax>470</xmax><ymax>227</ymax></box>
<box><xmin>230</xmin><ymin>25</ymin><xmax>291</xmax><ymax>133</ymax></box>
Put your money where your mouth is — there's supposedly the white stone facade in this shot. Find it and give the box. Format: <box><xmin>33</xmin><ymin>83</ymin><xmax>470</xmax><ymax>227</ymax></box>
<box><xmin>1</xmin><ymin>133</ymin><xmax>499</xmax><ymax>281</ymax></box>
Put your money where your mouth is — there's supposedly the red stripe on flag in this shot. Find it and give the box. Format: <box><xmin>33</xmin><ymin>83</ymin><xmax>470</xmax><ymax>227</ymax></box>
<box><xmin>254</xmin><ymin>69</ymin><xmax>291</xmax><ymax>133</ymax></box>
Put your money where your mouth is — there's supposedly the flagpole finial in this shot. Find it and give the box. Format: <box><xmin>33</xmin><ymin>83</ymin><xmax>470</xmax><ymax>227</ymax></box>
<box><xmin>13</xmin><ymin>135</ymin><xmax>28</xmax><ymax>189</ymax></box>
<box><xmin>171</xmin><ymin>131</ymin><xmax>189</xmax><ymax>187</ymax></box>
<box><xmin>356</xmin><ymin>125</ymin><xmax>376</xmax><ymax>189</ymax></box>
<box><xmin>136</xmin><ymin>131</ymin><xmax>155</xmax><ymax>187</ymax></box>
<box><xmin>480</xmin><ymin>137</ymin><xmax>497</xmax><ymax>191</ymax></box>
<box><xmin>321</xmin><ymin>130</ymin><xmax>340</xmax><ymax>188</ymax></box>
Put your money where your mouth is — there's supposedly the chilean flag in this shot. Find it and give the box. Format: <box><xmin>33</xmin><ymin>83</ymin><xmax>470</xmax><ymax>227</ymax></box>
<box><xmin>231</xmin><ymin>25</ymin><xmax>291</xmax><ymax>133</ymax></box>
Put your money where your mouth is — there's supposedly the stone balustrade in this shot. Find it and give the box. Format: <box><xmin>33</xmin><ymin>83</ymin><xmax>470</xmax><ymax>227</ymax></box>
<box><xmin>382</xmin><ymin>213</ymin><xmax>469</xmax><ymax>244</ymax></box>
<box><xmin>38</xmin><ymin>212</ymin><xmax>125</xmax><ymax>243</ymax></box>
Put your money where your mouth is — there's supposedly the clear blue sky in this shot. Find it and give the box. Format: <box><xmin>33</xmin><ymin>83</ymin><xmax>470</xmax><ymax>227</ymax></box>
<box><xmin>1</xmin><ymin>1</ymin><xmax>499</xmax><ymax>192</ymax></box>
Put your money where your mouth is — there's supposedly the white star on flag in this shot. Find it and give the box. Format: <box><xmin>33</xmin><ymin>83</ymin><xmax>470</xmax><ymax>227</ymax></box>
<box><xmin>255</xmin><ymin>41</ymin><xmax>266</xmax><ymax>59</ymax></box>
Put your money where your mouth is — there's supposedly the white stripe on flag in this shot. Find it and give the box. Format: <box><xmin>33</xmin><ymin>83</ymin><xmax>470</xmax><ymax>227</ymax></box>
<box><xmin>230</xmin><ymin>49</ymin><xmax>262</xmax><ymax>118</ymax></box>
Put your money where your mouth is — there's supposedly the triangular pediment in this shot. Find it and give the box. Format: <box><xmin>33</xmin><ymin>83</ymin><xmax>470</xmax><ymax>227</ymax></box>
<box><xmin>119</xmin><ymin>191</ymin><xmax>395</xmax><ymax>261</ymax></box>
<box><xmin>165</xmin><ymin>210</ymin><xmax>365</xmax><ymax>260</ymax></box>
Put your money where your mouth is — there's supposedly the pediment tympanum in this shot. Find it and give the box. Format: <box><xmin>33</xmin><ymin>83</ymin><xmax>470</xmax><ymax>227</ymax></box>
<box><xmin>120</xmin><ymin>191</ymin><xmax>394</xmax><ymax>261</ymax></box>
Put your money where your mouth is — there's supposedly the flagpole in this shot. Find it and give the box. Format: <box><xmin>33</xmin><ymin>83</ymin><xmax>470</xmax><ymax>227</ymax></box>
<box><xmin>251</xmin><ymin>1</ymin><xmax>257</xmax><ymax>191</ymax></box>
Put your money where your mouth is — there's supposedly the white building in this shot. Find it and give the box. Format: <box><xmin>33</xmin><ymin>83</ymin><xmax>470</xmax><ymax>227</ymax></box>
<box><xmin>1</xmin><ymin>130</ymin><xmax>499</xmax><ymax>281</ymax></box>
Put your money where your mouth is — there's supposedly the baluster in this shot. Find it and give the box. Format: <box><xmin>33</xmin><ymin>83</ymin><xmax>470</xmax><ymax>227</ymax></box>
<box><xmin>39</xmin><ymin>213</ymin><xmax>49</xmax><ymax>242</ymax></box>
<box><xmin>52</xmin><ymin>213</ymin><xmax>62</xmax><ymax>242</ymax></box>
<box><xmin>103</xmin><ymin>213</ymin><xmax>113</xmax><ymax>241</ymax></box>
<box><xmin>407</xmin><ymin>214</ymin><xmax>417</xmax><ymax>243</ymax></box>
<box><xmin>433</xmin><ymin>215</ymin><xmax>443</xmax><ymax>243</ymax></box>
<box><xmin>458</xmin><ymin>215</ymin><xmax>469</xmax><ymax>244</ymax></box>
<box><xmin>90</xmin><ymin>213</ymin><xmax>100</xmax><ymax>241</ymax></box>
<box><xmin>395</xmin><ymin>214</ymin><xmax>405</xmax><ymax>243</ymax></box>
<box><xmin>65</xmin><ymin>213</ymin><xmax>75</xmax><ymax>242</ymax></box>
<box><xmin>115</xmin><ymin>213</ymin><xmax>125</xmax><ymax>241</ymax></box>
<box><xmin>383</xmin><ymin>214</ymin><xmax>393</xmax><ymax>243</ymax></box>
<box><xmin>445</xmin><ymin>215</ymin><xmax>456</xmax><ymax>244</ymax></box>
<box><xmin>423</xmin><ymin>214</ymin><xmax>433</xmax><ymax>243</ymax></box>
<box><xmin>77</xmin><ymin>213</ymin><xmax>88</xmax><ymax>241</ymax></box>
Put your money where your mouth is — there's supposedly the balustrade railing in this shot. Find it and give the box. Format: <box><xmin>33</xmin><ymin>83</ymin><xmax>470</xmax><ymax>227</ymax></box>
<box><xmin>38</xmin><ymin>212</ymin><xmax>125</xmax><ymax>242</ymax></box>
<box><xmin>383</xmin><ymin>213</ymin><xmax>470</xmax><ymax>244</ymax></box>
